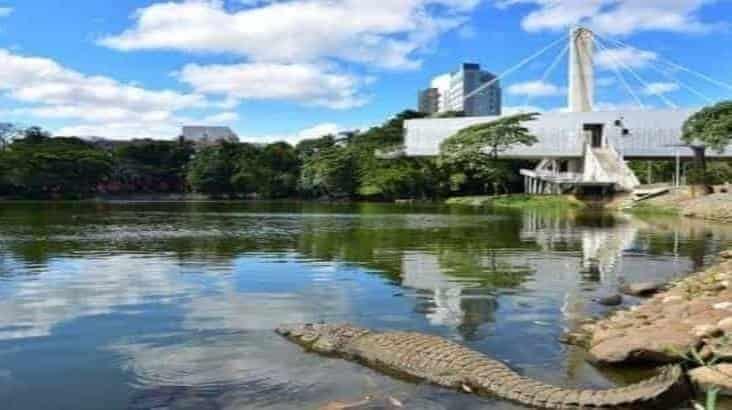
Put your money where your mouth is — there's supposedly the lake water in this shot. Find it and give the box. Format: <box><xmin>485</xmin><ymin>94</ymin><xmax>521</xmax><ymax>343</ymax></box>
<box><xmin>1</xmin><ymin>202</ymin><xmax>731</xmax><ymax>410</ymax></box>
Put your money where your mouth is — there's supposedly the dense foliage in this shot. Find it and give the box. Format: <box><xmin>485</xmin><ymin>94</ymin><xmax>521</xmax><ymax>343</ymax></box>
<box><xmin>111</xmin><ymin>139</ymin><xmax>195</xmax><ymax>193</ymax></box>
<box><xmin>0</xmin><ymin>110</ymin><xmax>544</xmax><ymax>200</ymax></box>
<box><xmin>0</xmin><ymin>128</ymin><xmax>114</xmax><ymax>199</ymax></box>
<box><xmin>682</xmin><ymin>101</ymin><xmax>732</xmax><ymax>153</ymax></box>
<box><xmin>438</xmin><ymin>113</ymin><xmax>539</xmax><ymax>194</ymax></box>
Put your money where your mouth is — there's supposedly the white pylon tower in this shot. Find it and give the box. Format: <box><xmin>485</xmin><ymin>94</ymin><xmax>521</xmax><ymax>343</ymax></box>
<box><xmin>569</xmin><ymin>27</ymin><xmax>595</xmax><ymax>113</ymax></box>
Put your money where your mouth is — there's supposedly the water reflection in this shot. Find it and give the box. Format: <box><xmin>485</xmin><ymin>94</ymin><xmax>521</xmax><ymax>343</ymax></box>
<box><xmin>0</xmin><ymin>202</ymin><xmax>731</xmax><ymax>410</ymax></box>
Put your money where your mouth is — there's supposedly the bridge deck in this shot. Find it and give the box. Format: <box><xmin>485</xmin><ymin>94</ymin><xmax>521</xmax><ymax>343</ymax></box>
<box><xmin>404</xmin><ymin>109</ymin><xmax>732</xmax><ymax>159</ymax></box>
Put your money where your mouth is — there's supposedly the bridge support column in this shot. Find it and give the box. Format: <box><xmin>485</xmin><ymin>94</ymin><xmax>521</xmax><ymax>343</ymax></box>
<box><xmin>569</xmin><ymin>27</ymin><xmax>594</xmax><ymax>113</ymax></box>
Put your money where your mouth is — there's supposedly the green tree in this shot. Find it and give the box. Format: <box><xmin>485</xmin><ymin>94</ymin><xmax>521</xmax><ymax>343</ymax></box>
<box><xmin>439</xmin><ymin>113</ymin><xmax>539</xmax><ymax>194</ymax></box>
<box><xmin>298</xmin><ymin>137</ymin><xmax>357</xmax><ymax>198</ymax></box>
<box><xmin>358</xmin><ymin>157</ymin><xmax>446</xmax><ymax>200</ymax></box>
<box><xmin>1</xmin><ymin>128</ymin><xmax>113</xmax><ymax>198</ymax></box>
<box><xmin>231</xmin><ymin>142</ymin><xmax>265</xmax><ymax>196</ymax></box>
<box><xmin>187</xmin><ymin>142</ymin><xmax>242</xmax><ymax>197</ymax></box>
<box><xmin>682</xmin><ymin>101</ymin><xmax>732</xmax><ymax>187</ymax></box>
<box><xmin>112</xmin><ymin>139</ymin><xmax>194</xmax><ymax>192</ymax></box>
<box><xmin>0</xmin><ymin>123</ymin><xmax>20</xmax><ymax>151</ymax></box>
<box><xmin>256</xmin><ymin>142</ymin><xmax>300</xmax><ymax>198</ymax></box>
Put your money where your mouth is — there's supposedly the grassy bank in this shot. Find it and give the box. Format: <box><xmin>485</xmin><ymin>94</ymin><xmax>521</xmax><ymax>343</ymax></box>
<box><xmin>626</xmin><ymin>202</ymin><xmax>681</xmax><ymax>216</ymax></box>
<box><xmin>446</xmin><ymin>194</ymin><xmax>586</xmax><ymax>210</ymax></box>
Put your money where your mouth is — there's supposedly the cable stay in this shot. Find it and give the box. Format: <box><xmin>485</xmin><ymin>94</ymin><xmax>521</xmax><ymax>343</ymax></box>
<box><xmin>594</xmin><ymin>35</ymin><xmax>678</xmax><ymax>109</ymax></box>
<box><xmin>596</xmin><ymin>33</ymin><xmax>732</xmax><ymax>95</ymax></box>
<box><xmin>647</xmin><ymin>61</ymin><xmax>715</xmax><ymax>104</ymax></box>
<box><xmin>464</xmin><ymin>32</ymin><xmax>570</xmax><ymax>102</ymax></box>
<box><xmin>525</xmin><ymin>42</ymin><xmax>570</xmax><ymax>109</ymax></box>
<box><xmin>592</xmin><ymin>38</ymin><xmax>646</xmax><ymax>109</ymax></box>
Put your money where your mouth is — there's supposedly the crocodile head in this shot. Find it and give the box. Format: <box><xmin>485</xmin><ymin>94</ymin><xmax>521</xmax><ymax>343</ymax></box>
<box><xmin>276</xmin><ymin>323</ymin><xmax>368</xmax><ymax>354</ymax></box>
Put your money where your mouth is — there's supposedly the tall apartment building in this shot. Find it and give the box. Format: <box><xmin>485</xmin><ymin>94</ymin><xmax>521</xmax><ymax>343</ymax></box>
<box><xmin>418</xmin><ymin>63</ymin><xmax>502</xmax><ymax>117</ymax></box>
<box><xmin>418</xmin><ymin>88</ymin><xmax>440</xmax><ymax>115</ymax></box>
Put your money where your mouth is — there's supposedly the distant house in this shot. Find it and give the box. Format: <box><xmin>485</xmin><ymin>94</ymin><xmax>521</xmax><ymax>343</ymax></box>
<box><xmin>180</xmin><ymin>126</ymin><xmax>239</xmax><ymax>146</ymax></box>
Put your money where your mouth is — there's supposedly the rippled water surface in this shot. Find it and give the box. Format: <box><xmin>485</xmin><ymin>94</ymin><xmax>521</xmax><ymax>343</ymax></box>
<box><xmin>1</xmin><ymin>201</ymin><xmax>731</xmax><ymax>410</ymax></box>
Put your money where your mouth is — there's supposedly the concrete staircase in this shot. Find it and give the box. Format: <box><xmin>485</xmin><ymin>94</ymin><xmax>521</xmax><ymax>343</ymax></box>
<box><xmin>590</xmin><ymin>148</ymin><xmax>640</xmax><ymax>192</ymax></box>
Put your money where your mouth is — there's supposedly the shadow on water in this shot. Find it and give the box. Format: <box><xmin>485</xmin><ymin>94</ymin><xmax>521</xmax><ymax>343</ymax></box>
<box><xmin>0</xmin><ymin>201</ymin><xmax>731</xmax><ymax>409</ymax></box>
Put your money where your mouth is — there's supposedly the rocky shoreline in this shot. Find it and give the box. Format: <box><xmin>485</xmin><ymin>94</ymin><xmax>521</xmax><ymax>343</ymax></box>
<box><xmin>567</xmin><ymin>250</ymin><xmax>732</xmax><ymax>396</ymax></box>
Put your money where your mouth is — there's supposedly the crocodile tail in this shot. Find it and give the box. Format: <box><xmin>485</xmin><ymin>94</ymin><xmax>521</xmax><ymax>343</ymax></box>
<box><xmin>469</xmin><ymin>364</ymin><xmax>688</xmax><ymax>409</ymax></box>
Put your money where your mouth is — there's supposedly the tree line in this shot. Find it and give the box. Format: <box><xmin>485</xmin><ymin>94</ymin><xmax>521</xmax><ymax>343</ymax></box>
<box><xmin>2</xmin><ymin>101</ymin><xmax>731</xmax><ymax>200</ymax></box>
<box><xmin>0</xmin><ymin>110</ymin><xmax>531</xmax><ymax>200</ymax></box>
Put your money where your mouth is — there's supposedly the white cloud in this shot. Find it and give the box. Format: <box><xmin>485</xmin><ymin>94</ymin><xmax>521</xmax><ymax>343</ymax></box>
<box><xmin>202</xmin><ymin>111</ymin><xmax>239</xmax><ymax>124</ymax></box>
<box><xmin>178</xmin><ymin>62</ymin><xmax>367</xmax><ymax>109</ymax></box>
<box><xmin>506</xmin><ymin>80</ymin><xmax>565</xmax><ymax>97</ymax></box>
<box><xmin>100</xmin><ymin>0</ymin><xmax>481</xmax><ymax>70</ymax></box>
<box><xmin>0</xmin><ymin>48</ymin><xmax>219</xmax><ymax>139</ymax></box>
<box><xmin>642</xmin><ymin>82</ymin><xmax>680</xmax><ymax>95</ymax></box>
<box><xmin>595</xmin><ymin>47</ymin><xmax>658</xmax><ymax>70</ymax></box>
<box><xmin>241</xmin><ymin>122</ymin><xmax>348</xmax><ymax>145</ymax></box>
<box><xmin>0</xmin><ymin>7</ymin><xmax>12</xmax><ymax>17</ymax></box>
<box><xmin>494</xmin><ymin>0</ymin><xmax>720</xmax><ymax>36</ymax></box>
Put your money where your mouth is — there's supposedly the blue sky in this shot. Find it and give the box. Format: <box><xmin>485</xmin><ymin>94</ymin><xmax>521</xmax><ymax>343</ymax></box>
<box><xmin>0</xmin><ymin>0</ymin><xmax>731</xmax><ymax>142</ymax></box>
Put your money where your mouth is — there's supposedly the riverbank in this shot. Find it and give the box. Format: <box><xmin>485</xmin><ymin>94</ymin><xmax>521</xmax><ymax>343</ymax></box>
<box><xmin>446</xmin><ymin>194</ymin><xmax>585</xmax><ymax>210</ymax></box>
<box><xmin>575</xmin><ymin>250</ymin><xmax>732</xmax><ymax>395</ymax></box>
<box><xmin>627</xmin><ymin>188</ymin><xmax>732</xmax><ymax>224</ymax></box>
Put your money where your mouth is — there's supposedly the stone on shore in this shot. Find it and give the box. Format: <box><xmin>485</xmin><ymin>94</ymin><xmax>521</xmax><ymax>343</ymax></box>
<box><xmin>620</xmin><ymin>282</ymin><xmax>664</xmax><ymax>297</ymax></box>
<box><xmin>689</xmin><ymin>364</ymin><xmax>732</xmax><ymax>396</ymax></box>
<box><xmin>595</xmin><ymin>294</ymin><xmax>623</xmax><ymax>306</ymax></box>
<box><xmin>587</xmin><ymin>256</ymin><xmax>732</xmax><ymax>365</ymax></box>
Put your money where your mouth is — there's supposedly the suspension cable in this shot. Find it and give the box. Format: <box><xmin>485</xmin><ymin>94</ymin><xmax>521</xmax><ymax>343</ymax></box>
<box><xmin>648</xmin><ymin>61</ymin><xmax>715</xmax><ymax>104</ymax></box>
<box><xmin>592</xmin><ymin>37</ymin><xmax>646</xmax><ymax>109</ymax></box>
<box><xmin>597</xmin><ymin>33</ymin><xmax>732</xmax><ymax>94</ymax></box>
<box><xmin>594</xmin><ymin>35</ymin><xmax>678</xmax><ymax>109</ymax></box>
<box><xmin>463</xmin><ymin>32</ymin><xmax>570</xmax><ymax>102</ymax></box>
<box><xmin>525</xmin><ymin>42</ymin><xmax>570</xmax><ymax>108</ymax></box>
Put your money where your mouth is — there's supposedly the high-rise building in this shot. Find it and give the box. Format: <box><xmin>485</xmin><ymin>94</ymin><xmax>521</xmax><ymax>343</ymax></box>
<box><xmin>419</xmin><ymin>63</ymin><xmax>502</xmax><ymax>117</ymax></box>
<box><xmin>444</xmin><ymin>63</ymin><xmax>501</xmax><ymax>116</ymax></box>
<box><xmin>418</xmin><ymin>88</ymin><xmax>440</xmax><ymax>115</ymax></box>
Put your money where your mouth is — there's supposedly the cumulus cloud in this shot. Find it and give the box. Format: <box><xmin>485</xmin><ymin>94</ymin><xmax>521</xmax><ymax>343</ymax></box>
<box><xmin>494</xmin><ymin>0</ymin><xmax>720</xmax><ymax>36</ymax></box>
<box><xmin>642</xmin><ymin>82</ymin><xmax>680</xmax><ymax>96</ymax></box>
<box><xmin>178</xmin><ymin>62</ymin><xmax>368</xmax><ymax>109</ymax></box>
<box><xmin>99</xmin><ymin>0</ymin><xmax>483</xmax><ymax>110</ymax></box>
<box><xmin>202</xmin><ymin>111</ymin><xmax>239</xmax><ymax>124</ymax></box>
<box><xmin>0</xmin><ymin>49</ymin><xmax>214</xmax><ymax>139</ymax></box>
<box><xmin>240</xmin><ymin>122</ymin><xmax>360</xmax><ymax>145</ymax></box>
<box><xmin>595</xmin><ymin>47</ymin><xmax>658</xmax><ymax>70</ymax></box>
<box><xmin>100</xmin><ymin>0</ymin><xmax>480</xmax><ymax>70</ymax></box>
<box><xmin>506</xmin><ymin>80</ymin><xmax>565</xmax><ymax>97</ymax></box>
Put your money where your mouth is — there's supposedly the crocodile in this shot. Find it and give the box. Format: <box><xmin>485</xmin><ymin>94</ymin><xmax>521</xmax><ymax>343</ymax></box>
<box><xmin>276</xmin><ymin>323</ymin><xmax>689</xmax><ymax>409</ymax></box>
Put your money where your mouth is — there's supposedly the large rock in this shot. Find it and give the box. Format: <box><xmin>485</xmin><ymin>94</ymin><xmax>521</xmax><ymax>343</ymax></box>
<box><xmin>595</xmin><ymin>294</ymin><xmax>623</xmax><ymax>306</ymax></box>
<box><xmin>589</xmin><ymin>324</ymin><xmax>698</xmax><ymax>364</ymax></box>
<box><xmin>620</xmin><ymin>282</ymin><xmax>664</xmax><ymax>297</ymax></box>
<box><xmin>588</xmin><ymin>250</ymin><xmax>732</xmax><ymax>365</ymax></box>
<box><xmin>689</xmin><ymin>364</ymin><xmax>732</xmax><ymax>396</ymax></box>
